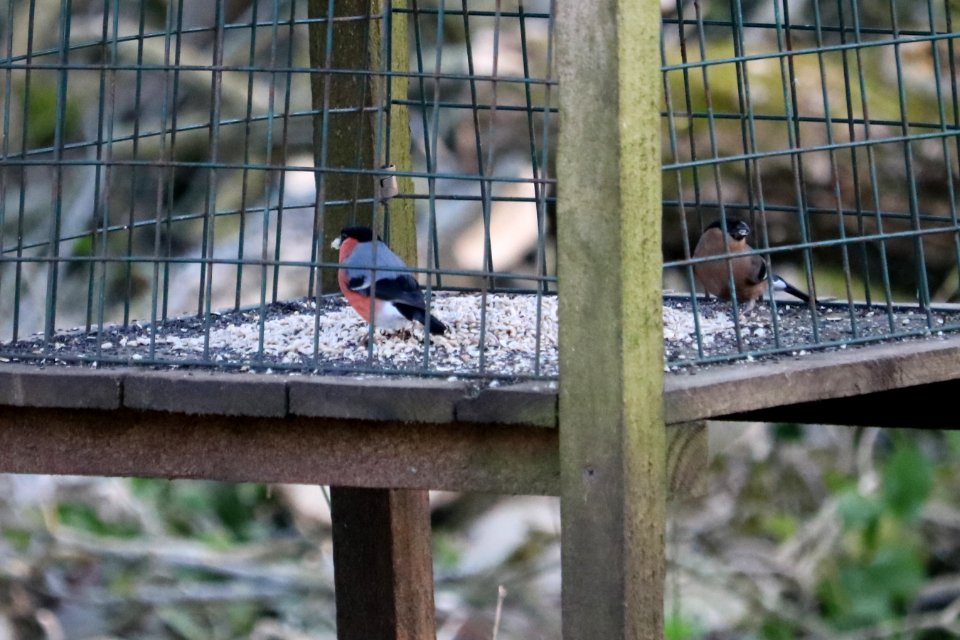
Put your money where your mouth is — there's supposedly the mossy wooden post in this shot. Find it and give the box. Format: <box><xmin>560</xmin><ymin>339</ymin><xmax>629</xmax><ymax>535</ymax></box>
<box><xmin>308</xmin><ymin>4</ymin><xmax>433</xmax><ymax>639</ymax></box>
<box><xmin>557</xmin><ymin>0</ymin><xmax>665</xmax><ymax>638</ymax></box>
<box><xmin>307</xmin><ymin>0</ymin><xmax>417</xmax><ymax>289</ymax></box>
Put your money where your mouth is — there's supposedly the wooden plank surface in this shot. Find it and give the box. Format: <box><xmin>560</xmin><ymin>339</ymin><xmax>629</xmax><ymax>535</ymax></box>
<box><xmin>4</xmin><ymin>335</ymin><xmax>960</xmax><ymax>427</ymax></box>
<box><xmin>331</xmin><ymin>487</ymin><xmax>436</xmax><ymax>640</ymax></box>
<box><xmin>0</xmin><ymin>404</ymin><xmax>706</xmax><ymax>498</ymax></box>
<box><xmin>0</xmin><ymin>407</ymin><xmax>560</xmax><ymax>495</ymax></box>
<box><xmin>556</xmin><ymin>0</ymin><xmax>666</xmax><ymax>637</ymax></box>
<box><xmin>664</xmin><ymin>335</ymin><xmax>960</xmax><ymax>425</ymax></box>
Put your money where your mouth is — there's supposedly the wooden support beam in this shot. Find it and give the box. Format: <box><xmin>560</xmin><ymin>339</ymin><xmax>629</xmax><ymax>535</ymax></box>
<box><xmin>307</xmin><ymin>0</ymin><xmax>416</xmax><ymax>290</ymax></box>
<box><xmin>331</xmin><ymin>487</ymin><xmax>436</xmax><ymax>640</ymax></box>
<box><xmin>556</xmin><ymin>0</ymin><xmax>665</xmax><ymax>638</ymax></box>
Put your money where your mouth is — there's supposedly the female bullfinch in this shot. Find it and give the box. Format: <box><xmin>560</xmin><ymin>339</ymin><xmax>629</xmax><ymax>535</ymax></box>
<box><xmin>330</xmin><ymin>226</ymin><xmax>448</xmax><ymax>335</ymax></box>
<box><xmin>693</xmin><ymin>218</ymin><xmax>811</xmax><ymax>311</ymax></box>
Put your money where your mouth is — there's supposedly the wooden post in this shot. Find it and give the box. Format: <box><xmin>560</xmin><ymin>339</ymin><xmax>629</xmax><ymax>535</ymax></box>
<box><xmin>556</xmin><ymin>0</ymin><xmax>665</xmax><ymax>638</ymax></box>
<box><xmin>308</xmin><ymin>5</ymin><xmax>433</xmax><ymax>639</ymax></box>
<box><xmin>307</xmin><ymin>0</ymin><xmax>417</xmax><ymax>289</ymax></box>
<box><xmin>330</xmin><ymin>487</ymin><xmax>436</xmax><ymax>640</ymax></box>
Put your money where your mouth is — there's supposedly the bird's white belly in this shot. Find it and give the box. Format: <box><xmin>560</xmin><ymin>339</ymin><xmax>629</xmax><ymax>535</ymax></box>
<box><xmin>373</xmin><ymin>302</ymin><xmax>409</xmax><ymax>330</ymax></box>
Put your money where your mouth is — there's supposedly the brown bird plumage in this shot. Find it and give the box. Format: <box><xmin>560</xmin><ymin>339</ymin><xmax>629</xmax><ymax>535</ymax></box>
<box><xmin>693</xmin><ymin>218</ymin><xmax>810</xmax><ymax>310</ymax></box>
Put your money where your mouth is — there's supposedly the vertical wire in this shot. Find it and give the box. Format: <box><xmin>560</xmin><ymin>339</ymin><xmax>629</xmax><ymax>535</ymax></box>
<box><xmin>674</xmin><ymin>0</ymin><xmax>710</xmax><ymax>358</ymax></box>
<box><xmin>836</xmin><ymin>0</ymin><xmax>872</xmax><ymax>305</ymax></box>
<box><xmin>348</xmin><ymin>5</ymin><xmax>374</xmax><ymax>229</ymax></box>
<box><xmin>476</xmin><ymin>0</ymin><xmax>503</xmax><ymax>376</ymax></box>
<box><xmin>44</xmin><ymin>0</ymin><xmax>74</xmax><ymax>342</ymax></box>
<box><xmin>460</xmin><ymin>0</ymin><xmax>494</xmax><ymax>290</ymax></box>
<box><xmin>850</xmin><ymin>0</ymin><xmax>895</xmax><ymax>328</ymax></box>
<box><xmin>945</xmin><ymin>0</ymin><xmax>960</xmax><ymax>301</ymax></box>
<box><xmin>0</xmin><ymin>0</ymin><xmax>14</xmax><ymax>339</ymax></box>
<box><xmin>256</xmin><ymin>0</ymin><xmax>282</xmax><ymax>364</ymax></box>
<box><xmin>888</xmin><ymin>0</ymin><xmax>933</xmax><ymax>323</ymax></box>
<box><xmin>200</xmin><ymin>0</ymin><xmax>227</xmax><ymax>358</ymax></box>
<box><xmin>269</xmin><ymin>0</ymin><xmax>298</xmax><ymax>303</ymax></box>
<box><xmin>811</xmin><ymin>0</ymin><xmax>858</xmax><ymax>335</ymax></box>
<box><xmin>123</xmin><ymin>0</ymin><xmax>148</xmax><ymax>326</ymax></box>
<box><xmin>517</xmin><ymin>2</ymin><xmax>549</xmax><ymax>375</ymax></box>
<box><xmin>11</xmin><ymin>0</ymin><xmax>36</xmax><ymax>342</ymax></box>
<box><xmin>94</xmin><ymin>0</ymin><xmax>123</xmax><ymax>360</ymax></box>
<box><xmin>149</xmin><ymin>0</ymin><xmax>178</xmax><ymax>360</ymax></box>
<box><xmin>532</xmin><ymin>1</ymin><xmax>555</xmax><ymax>377</ymax></box>
<box><xmin>352</xmin><ymin>8</ymin><xmax>378</xmax><ymax>372</ymax></box>
<box><xmin>662</xmin><ymin>28</ymin><xmax>706</xmax><ymax>360</ymax></box>
<box><xmin>410</xmin><ymin>0</ymin><xmax>441</xmax><ymax>289</ymax></box>
<box><xmin>692</xmin><ymin>0</ymin><xmax>745</xmax><ymax>352</ymax></box>
<box><xmin>926</xmin><ymin>0</ymin><xmax>960</xmax><ymax>302</ymax></box>
<box><xmin>85</xmin><ymin>0</ymin><xmax>111</xmax><ymax>334</ymax></box>
<box><xmin>775</xmin><ymin>0</ymin><xmax>819</xmax><ymax>342</ymax></box>
<box><xmin>235</xmin><ymin>0</ymin><xmax>261</xmax><ymax>310</ymax></box>
<box><xmin>161</xmin><ymin>0</ymin><xmax>185</xmax><ymax>321</ymax></box>
<box><xmin>310</xmin><ymin>0</ymin><xmax>337</xmax><ymax>367</ymax></box>
<box><xmin>730</xmin><ymin>0</ymin><xmax>782</xmax><ymax>348</ymax></box>
<box><xmin>421</xmin><ymin>0</ymin><xmax>445</xmax><ymax>372</ymax></box>
<box><xmin>675</xmin><ymin>0</ymin><xmax>704</xmax><ymax>238</ymax></box>
<box><xmin>383</xmin><ymin>0</ymin><xmax>396</xmax><ymax>234</ymax></box>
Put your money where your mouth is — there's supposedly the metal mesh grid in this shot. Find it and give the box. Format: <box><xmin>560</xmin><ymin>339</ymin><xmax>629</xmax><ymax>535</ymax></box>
<box><xmin>663</xmin><ymin>0</ymin><xmax>960</xmax><ymax>366</ymax></box>
<box><xmin>0</xmin><ymin>0</ymin><xmax>557</xmax><ymax>379</ymax></box>
<box><xmin>2</xmin><ymin>0</ymin><xmax>959</xmax><ymax>376</ymax></box>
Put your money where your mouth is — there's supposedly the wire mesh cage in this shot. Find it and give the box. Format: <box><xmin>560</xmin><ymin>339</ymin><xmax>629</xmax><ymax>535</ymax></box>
<box><xmin>0</xmin><ymin>0</ymin><xmax>557</xmax><ymax>379</ymax></box>
<box><xmin>663</xmin><ymin>0</ymin><xmax>960</xmax><ymax>368</ymax></box>
<box><xmin>2</xmin><ymin>0</ymin><xmax>959</xmax><ymax>379</ymax></box>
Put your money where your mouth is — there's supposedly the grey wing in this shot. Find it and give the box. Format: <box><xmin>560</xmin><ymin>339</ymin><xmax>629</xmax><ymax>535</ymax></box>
<box><xmin>344</xmin><ymin>241</ymin><xmax>418</xmax><ymax>292</ymax></box>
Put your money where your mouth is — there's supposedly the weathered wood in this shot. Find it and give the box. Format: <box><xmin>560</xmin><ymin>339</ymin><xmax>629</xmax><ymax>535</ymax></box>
<box><xmin>664</xmin><ymin>335</ymin><xmax>960</xmax><ymax>425</ymax></box>
<box><xmin>0</xmin><ymin>407</ymin><xmax>560</xmax><ymax>495</ymax></box>
<box><xmin>307</xmin><ymin>0</ymin><xmax>417</xmax><ymax>291</ymax></box>
<box><xmin>331</xmin><ymin>487</ymin><xmax>436</xmax><ymax>640</ymax></box>
<box><xmin>289</xmin><ymin>377</ymin><xmax>468</xmax><ymax>423</ymax></box>
<box><xmin>0</xmin><ymin>401</ymin><xmax>708</xmax><ymax>498</ymax></box>
<box><xmin>667</xmin><ymin>422</ymin><xmax>708</xmax><ymax>501</ymax></box>
<box><xmin>381</xmin><ymin>0</ymin><xmax>417</xmax><ymax>265</ymax></box>
<box><xmin>556</xmin><ymin>0</ymin><xmax>665</xmax><ymax>638</ymax></box>
<box><xmin>0</xmin><ymin>365</ymin><xmax>122</xmax><ymax>410</ymax></box>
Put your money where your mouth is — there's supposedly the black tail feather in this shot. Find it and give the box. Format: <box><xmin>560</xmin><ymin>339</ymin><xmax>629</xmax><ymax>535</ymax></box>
<box><xmin>403</xmin><ymin>306</ymin><xmax>448</xmax><ymax>334</ymax></box>
<box><xmin>425</xmin><ymin>314</ymin><xmax>448</xmax><ymax>335</ymax></box>
<box><xmin>773</xmin><ymin>275</ymin><xmax>813</xmax><ymax>303</ymax></box>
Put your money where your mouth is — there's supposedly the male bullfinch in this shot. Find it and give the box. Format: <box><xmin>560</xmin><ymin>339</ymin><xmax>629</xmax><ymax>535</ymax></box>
<box><xmin>330</xmin><ymin>226</ymin><xmax>448</xmax><ymax>335</ymax></box>
<box><xmin>693</xmin><ymin>218</ymin><xmax>811</xmax><ymax>311</ymax></box>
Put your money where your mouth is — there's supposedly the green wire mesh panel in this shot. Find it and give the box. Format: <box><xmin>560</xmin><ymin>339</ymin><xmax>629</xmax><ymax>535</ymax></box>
<box><xmin>0</xmin><ymin>0</ymin><xmax>557</xmax><ymax>379</ymax></box>
<box><xmin>663</xmin><ymin>0</ymin><xmax>960</xmax><ymax>367</ymax></box>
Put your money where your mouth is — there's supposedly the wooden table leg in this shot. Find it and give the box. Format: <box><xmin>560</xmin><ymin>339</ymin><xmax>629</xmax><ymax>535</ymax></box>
<box><xmin>330</xmin><ymin>487</ymin><xmax>436</xmax><ymax>640</ymax></box>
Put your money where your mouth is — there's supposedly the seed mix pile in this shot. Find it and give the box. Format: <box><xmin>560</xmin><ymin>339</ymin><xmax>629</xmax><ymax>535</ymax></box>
<box><xmin>3</xmin><ymin>292</ymin><xmax>960</xmax><ymax>377</ymax></box>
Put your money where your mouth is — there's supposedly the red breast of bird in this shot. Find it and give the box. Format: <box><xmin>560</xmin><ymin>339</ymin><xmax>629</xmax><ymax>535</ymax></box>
<box><xmin>332</xmin><ymin>229</ymin><xmax>449</xmax><ymax>334</ymax></box>
<box><xmin>336</xmin><ymin>237</ymin><xmax>410</xmax><ymax>330</ymax></box>
<box><xmin>693</xmin><ymin>222</ymin><xmax>768</xmax><ymax>303</ymax></box>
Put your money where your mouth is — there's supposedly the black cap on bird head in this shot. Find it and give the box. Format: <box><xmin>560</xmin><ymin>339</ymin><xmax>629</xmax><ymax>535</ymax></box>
<box><xmin>338</xmin><ymin>226</ymin><xmax>376</xmax><ymax>243</ymax></box>
<box><xmin>331</xmin><ymin>225</ymin><xmax>379</xmax><ymax>250</ymax></box>
<box><xmin>707</xmin><ymin>218</ymin><xmax>750</xmax><ymax>241</ymax></box>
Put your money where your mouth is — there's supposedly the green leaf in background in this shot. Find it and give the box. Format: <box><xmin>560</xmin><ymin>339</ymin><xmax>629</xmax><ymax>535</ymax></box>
<box><xmin>882</xmin><ymin>444</ymin><xmax>933</xmax><ymax>521</ymax></box>
<box><xmin>57</xmin><ymin>502</ymin><xmax>141</xmax><ymax>539</ymax></box>
<box><xmin>665</xmin><ymin>611</ymin><xmax>702</xmax><ymax>640</ymax></box>
<box><xmin>836</xmin><ymin>489</ymin><xmax>881</xmax><ymax>529</ymax></box>
<box><xmin>760</xmin><ymin>617</ymin><xmax>796</xmax><ymax>640</ymax></box>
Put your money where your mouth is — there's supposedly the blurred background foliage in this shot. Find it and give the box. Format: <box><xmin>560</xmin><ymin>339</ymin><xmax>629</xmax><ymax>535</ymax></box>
<box><xmin>1</xmin><ymin>0</ymin><xmax>960</xmax><ymax>638</ymax></box>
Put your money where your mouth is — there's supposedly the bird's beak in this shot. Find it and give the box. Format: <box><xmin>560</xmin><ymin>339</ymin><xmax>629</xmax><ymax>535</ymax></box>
<box><xmin>330</xmin><ymin>237</ymin><xmax>342</xmax><ymax>250</ymax></box>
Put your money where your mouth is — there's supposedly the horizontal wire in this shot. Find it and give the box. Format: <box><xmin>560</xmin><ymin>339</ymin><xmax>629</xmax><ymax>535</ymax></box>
<box><xmin>662</xmin><ymin>30</ymin><xmax>960</xmax><ymax>72</ymax></box>
<box><xmin>665</xmin><ymin>223</ymin><xmax>960</xmax><ymax>269</ymax></box>
<box><xmin>664</xmin><ymin>128</ymin><xmax>960</xmax><ymax>170</ymax></box>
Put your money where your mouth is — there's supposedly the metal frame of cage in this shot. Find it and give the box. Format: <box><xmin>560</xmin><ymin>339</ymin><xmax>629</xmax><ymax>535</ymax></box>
<box><xmin>0</xmin><ymin>0</ymin><xmax>559</xmax><ymax>382</ymax></box>
<box><xmin>2</xmin><ymin>0</ymin><xmax>960</xmax><ymax>638</ymax></box>
<box><xmin>664</xmin><ymin>0</ymin><xmax>960</xmax><ymax>367</ymax></box>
